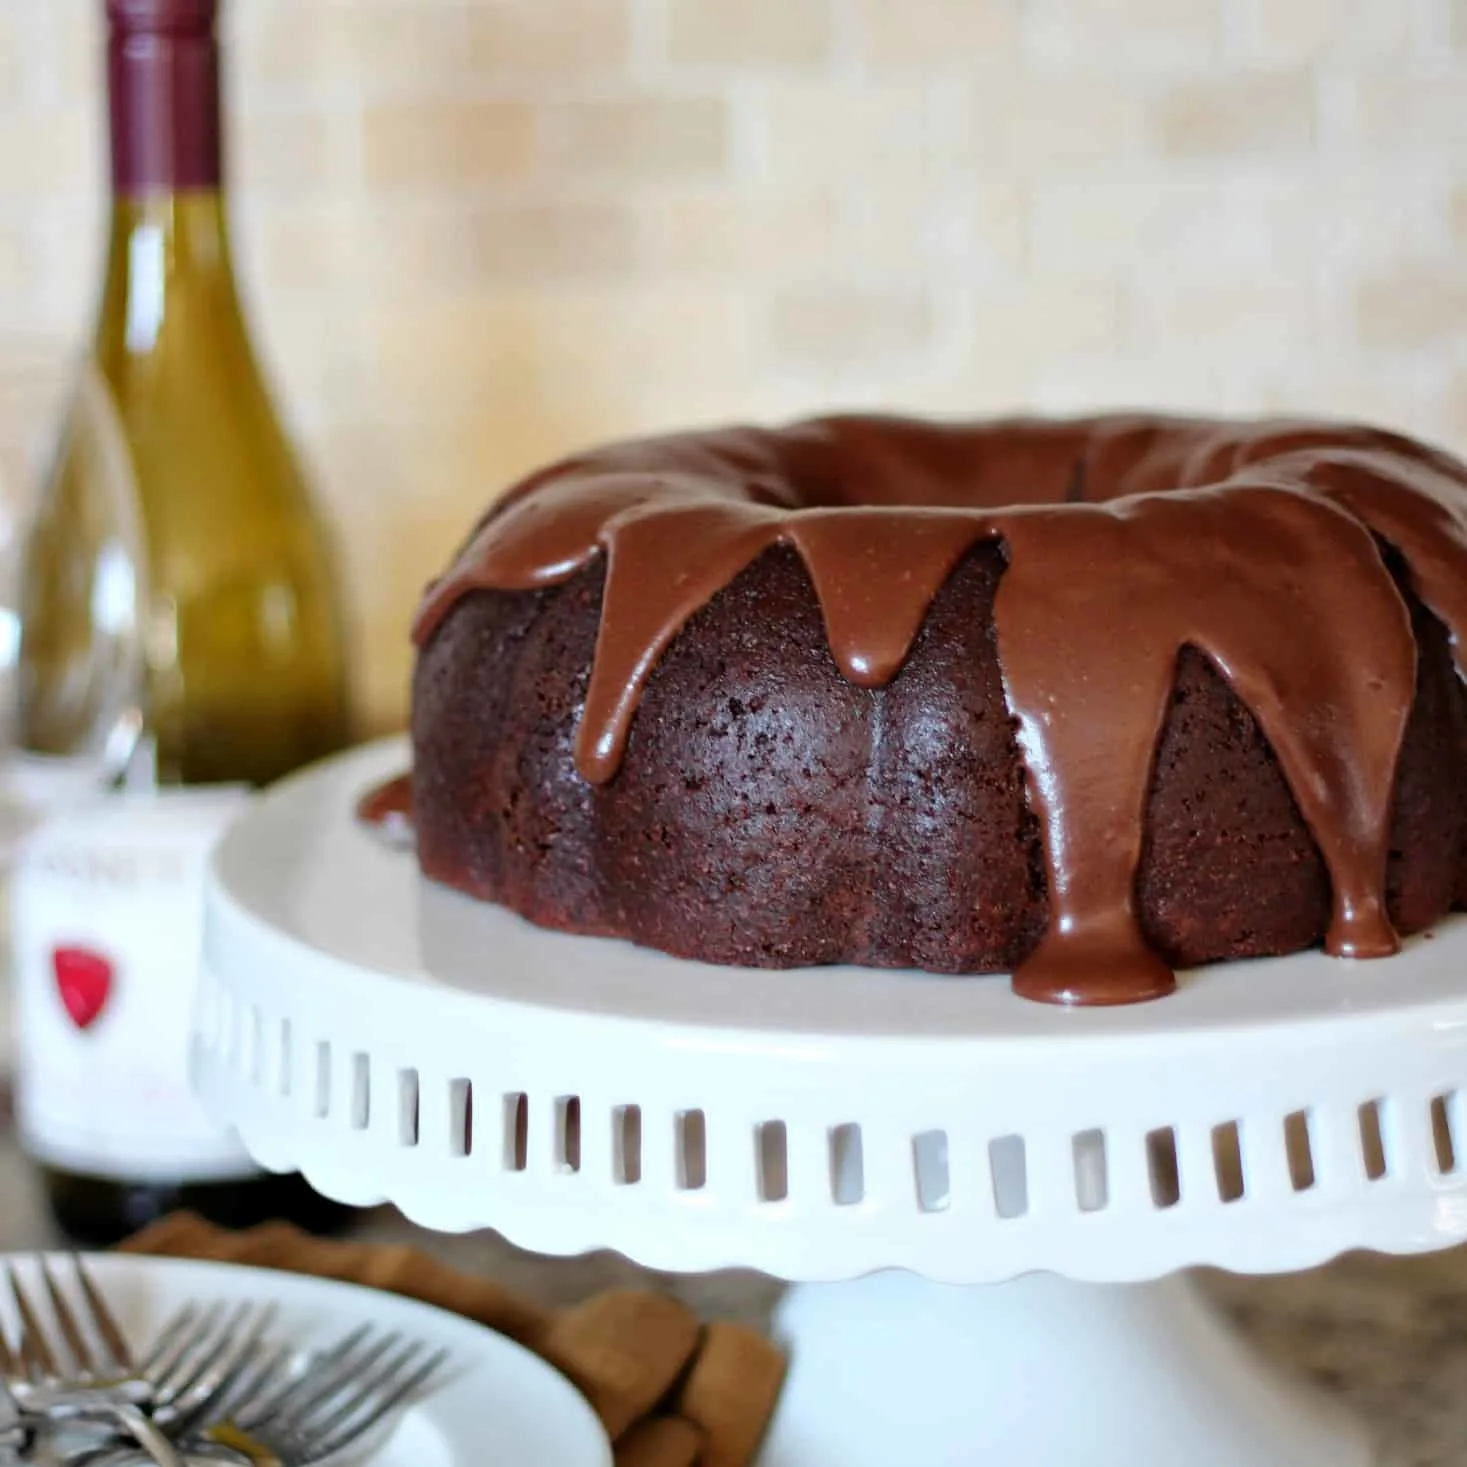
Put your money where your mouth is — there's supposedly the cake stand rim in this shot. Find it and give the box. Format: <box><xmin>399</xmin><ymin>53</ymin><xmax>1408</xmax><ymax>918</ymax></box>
<box><xmin>192</xmin><ymin>737</ymin><xmax>1467</xmax><ymax>1284</ymax></box>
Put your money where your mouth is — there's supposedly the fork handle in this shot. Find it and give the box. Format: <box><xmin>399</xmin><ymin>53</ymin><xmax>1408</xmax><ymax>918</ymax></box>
<box><xmin>103</xmin><ymin>1404</ymin><xmax>190</xmax><ymax>1467</ymax></box>
<box><xmin>66</xmin><ymin>1439</ymin><xmax>252</xmax><ymax>1467</ymax></box>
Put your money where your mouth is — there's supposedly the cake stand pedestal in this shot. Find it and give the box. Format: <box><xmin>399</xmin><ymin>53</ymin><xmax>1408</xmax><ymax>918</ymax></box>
<box><xmin>190</xmin><ymin>739</ymin><xmax>1467</xmax><ymax>1466</ymax></box>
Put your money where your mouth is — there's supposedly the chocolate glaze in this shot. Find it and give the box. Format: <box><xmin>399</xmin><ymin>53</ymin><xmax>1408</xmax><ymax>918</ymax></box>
<box><xmin>356</xmin><ymin>773</ymin><xmax>414</xmax><ymax>848</ymax></box>
<box><xmin>411</xmin><ymin>413</ymin><xmax>1467</xmax><ymax>1004</ymax></box>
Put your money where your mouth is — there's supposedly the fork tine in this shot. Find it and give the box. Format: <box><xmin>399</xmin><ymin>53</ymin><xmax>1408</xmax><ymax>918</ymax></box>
<box><xmin>192</xmin><ymin>1302</ymin><xmax>276</xmax><ymax>1389</ymax></box>
<box><xmin>69</xmin><ymin>1254</ymin><xmax>133</xmax><ymax>1373</ymax></box>
<box><xmin>234</xmin><ymin>1323</ymin><xmax>379</xmax><ymax>1431</ymax></box>
<box><xmin>304</xmin><ymin>1344</ymin><xmax>450</xmax><ymax>1462</ymax></box>
<box><xmin>140</xmin><ymin>1302</ymin><xmax>205</xmax><ymax>1379</ymax></box>
<box><xmin>39</xmin><ymin>1257</ymin><xmax>97</xmax><ymax>1377</ymax></box>
<box><xmin>288</xmin><ymin>1338</ymin><xmax>425</xmax><ymax>1443</ymax></box>
<box><xmin>241</xmin><ymin>1327</ymin><xmax>395</xmax><ymax>1433</ymax></box>
<box><xmin>339</xmin><ymin>1342</ymin><xmax>448</xmax><ymax>1437</ymax></box>
<box><xmin>156</xmin><ymin>1303</ymin><xmax>279</xmax><ymax>1428</ymax></box>
<box><xmin>153</xmin><ymin>1301</ymin><xmax>277</xmax><ymax>1442</ymax></box>
<box><xmin>171</xmin><ymin>1338</ymin><xmax>294</xmax><ymax>1438</ymax></box>
<box><xmin>4</xmin><ymin>1264</ymin><xmax>58</xmax><ymax>1380</ymax></box>
<box><xmin>153</xmin><ymin>1301</ymin><xmax>249</xmax><ymax>1399</ymax></box>
<box><xmin>193</xmin><ymin>1338</ymin><xmax>287</xmax><ymax>1417</ymax></box>
<box><xmin>0</xmin><ymin>1306</ymin><xmax>18</xmax><ymax>1380</ymax></box>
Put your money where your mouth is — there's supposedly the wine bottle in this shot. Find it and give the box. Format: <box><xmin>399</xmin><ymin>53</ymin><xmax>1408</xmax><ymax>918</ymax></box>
<box><xmin>7</xmin><ymin>0</ymin><xmax>356</xmax><ymax>1245</ymax></box>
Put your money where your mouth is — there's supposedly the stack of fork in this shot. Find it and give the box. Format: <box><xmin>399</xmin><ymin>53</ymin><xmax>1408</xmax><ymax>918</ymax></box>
<box><xmin>0</xmin><ymin>1257</ymin><xmax>446</xmax><ymax>1466</ymax></box>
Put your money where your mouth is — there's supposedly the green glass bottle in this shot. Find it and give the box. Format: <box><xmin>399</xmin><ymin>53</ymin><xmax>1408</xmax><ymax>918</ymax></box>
<box><xmin>9</xmin><ymin>0</ymin><xmax>356</xmax><ymax>1246</ymax></box>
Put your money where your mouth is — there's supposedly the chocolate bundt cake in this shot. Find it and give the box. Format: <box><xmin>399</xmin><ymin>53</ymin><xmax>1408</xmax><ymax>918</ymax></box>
<box><xmin>406</xmin><ymin>413</ymin><xmax>1467</xmax><ymax>1006</ymax></box>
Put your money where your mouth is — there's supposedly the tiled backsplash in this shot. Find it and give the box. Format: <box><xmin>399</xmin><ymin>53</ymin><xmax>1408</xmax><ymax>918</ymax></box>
<box><xmin>1</xmin><ymin>0</ymin><xmax>1465</xmax><ymax>727</ymax></box>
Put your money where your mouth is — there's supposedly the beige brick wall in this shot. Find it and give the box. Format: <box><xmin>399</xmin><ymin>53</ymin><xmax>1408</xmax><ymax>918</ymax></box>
<box><xmin>0</xmin><ymin>0</ymin><xmax>1463</xmax><ymax>729</ymax></box>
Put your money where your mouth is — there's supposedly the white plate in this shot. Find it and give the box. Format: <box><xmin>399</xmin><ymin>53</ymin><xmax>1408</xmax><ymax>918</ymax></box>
<box><xmin>0</xmin><ymin>1252</ymin><xmax>611</xmax><ymax>1467</ymax></box>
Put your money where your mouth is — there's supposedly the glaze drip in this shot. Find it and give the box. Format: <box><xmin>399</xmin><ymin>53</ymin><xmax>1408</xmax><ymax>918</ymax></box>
<box><xmin>356</xmin><ymin>773</ymin><xmax>414</xmax><ymax>850</ymax></box>
<box><xmin>412</xmin><ymin>413</ymin><xmax>1467</xmax><ymax>1004</ymax></box>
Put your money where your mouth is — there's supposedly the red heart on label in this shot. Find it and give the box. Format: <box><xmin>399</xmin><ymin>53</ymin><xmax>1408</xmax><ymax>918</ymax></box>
<box><xmin>51</xmin><ymin>946</ymin><xmax>114</xmax><ymax>1031</ymax></box>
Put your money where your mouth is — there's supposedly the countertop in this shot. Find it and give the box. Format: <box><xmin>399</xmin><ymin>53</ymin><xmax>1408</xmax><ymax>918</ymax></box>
<box><xmin>1</xmin><ymin>1098</ymin><xmax>1466</xmax><ymax>1464</ymax></box>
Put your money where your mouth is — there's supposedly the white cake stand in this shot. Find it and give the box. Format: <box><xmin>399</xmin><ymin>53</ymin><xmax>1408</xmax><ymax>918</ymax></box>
<box><xmin>190</xmin><ymin>738</ymin><xmax>1467</xmax><ymax>1467</ymax></box>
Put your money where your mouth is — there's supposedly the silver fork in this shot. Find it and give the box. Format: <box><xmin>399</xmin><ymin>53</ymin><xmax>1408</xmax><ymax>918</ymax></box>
<box><xmin>1</xmin><ymin>1259</ymin><xmax>276</xmax><ymax>1465</ymax></box>
<box><xmin>0</xmin><ymin>1260</ymin><xmax>151</xmax><ymax>1413</ymax></box>
<box><xmin>0</xmin><ymin>1259</ymin><xmax>181</xmax><ymax>1467</ymax></box>
<box><xmin>75</xmin><ymin>1324</ymin><xmax>449</xmax><ymax>1466</ymax></box>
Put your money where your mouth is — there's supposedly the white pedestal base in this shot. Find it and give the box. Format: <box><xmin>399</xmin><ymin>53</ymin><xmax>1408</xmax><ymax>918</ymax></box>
<box><xmin>760</xmin><ymin>1271</ymin><xmax>1371</xmax><ymax>1467</ymax></box>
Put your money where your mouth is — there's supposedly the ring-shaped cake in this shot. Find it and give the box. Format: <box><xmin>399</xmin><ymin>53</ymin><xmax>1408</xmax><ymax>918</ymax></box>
<box><xmin>406</xmin><ymin>414</ymin><xmax>1467</xmax><ymax>1006</ymax></box>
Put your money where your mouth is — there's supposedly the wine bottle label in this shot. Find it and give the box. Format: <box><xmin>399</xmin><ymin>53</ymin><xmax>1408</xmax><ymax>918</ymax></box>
<box><xmin>9</xmin><ymin>783</ymin><xmax>256</xmax><ymax>1182</ymax></box>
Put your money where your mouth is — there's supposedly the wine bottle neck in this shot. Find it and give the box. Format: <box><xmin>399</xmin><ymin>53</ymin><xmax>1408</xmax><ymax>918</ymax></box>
<box><xmin>99</xmin><ymin>6</ymin><xmax>244</xmax><ymax>357</ymax></box>
<box><xmin>96</xmin><ymin>195</ymin><xmax>240</xmax><ymax>358</ymax></box>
